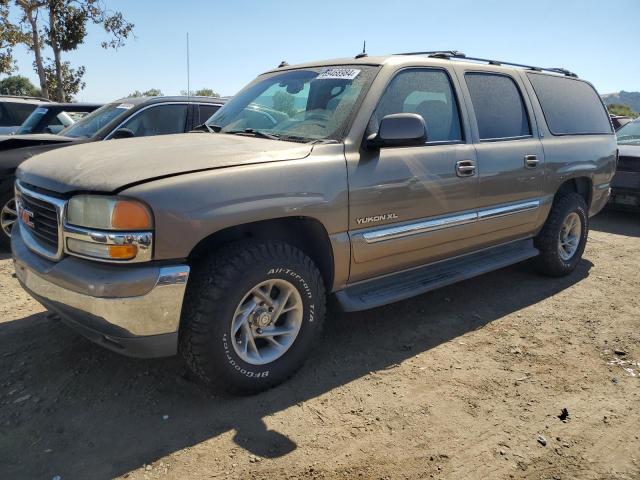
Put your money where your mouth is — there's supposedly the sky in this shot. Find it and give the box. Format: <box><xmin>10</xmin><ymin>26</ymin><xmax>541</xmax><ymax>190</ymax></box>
<box><xmin>6</xmin><ymin>0</ymin><xmax>640</xmax><ymax>102</ymax></box>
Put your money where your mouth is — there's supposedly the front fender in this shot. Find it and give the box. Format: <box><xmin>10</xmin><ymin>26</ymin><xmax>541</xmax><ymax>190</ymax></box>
<box><xmin>122</xmin><ymin>145</ymin><xmax>349</xmax><ymax>262</ymax></box>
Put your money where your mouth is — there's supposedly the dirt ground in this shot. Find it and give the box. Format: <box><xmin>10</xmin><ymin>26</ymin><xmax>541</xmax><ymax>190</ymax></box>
<box><xmin>1</xmin><ymin>209</ymin><xmax>639</xmax><ymax>480</ymax></box>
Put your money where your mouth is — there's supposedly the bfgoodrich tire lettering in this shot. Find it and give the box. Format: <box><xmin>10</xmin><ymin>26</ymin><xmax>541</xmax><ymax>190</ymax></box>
<box><xmin>533</xmin><ymin>192</ymin><xmax>589</xmax><ymax>277</ymax></box>
<box><xmin>180</xmin><ymin>241</ymin><xmax>326</xmax><ymax>394</ymax></box>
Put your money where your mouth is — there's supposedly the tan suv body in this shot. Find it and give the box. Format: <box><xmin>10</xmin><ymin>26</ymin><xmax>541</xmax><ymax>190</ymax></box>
<box><xmin>11</xmin><ymin>53</ymin><xmax>616</xmax><ymax>393</ymax></box>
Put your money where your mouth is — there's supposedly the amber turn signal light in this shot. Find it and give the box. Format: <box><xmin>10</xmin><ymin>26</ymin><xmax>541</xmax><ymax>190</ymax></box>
<box><xmin>111</xmin><ymin>200</ymin><xmax>153</xmax><ymax>230</ymax></box>
<box><xmin>108</xmin><ymin>244</ymin><xmax>138</xmax><ymax>259</ymax></box>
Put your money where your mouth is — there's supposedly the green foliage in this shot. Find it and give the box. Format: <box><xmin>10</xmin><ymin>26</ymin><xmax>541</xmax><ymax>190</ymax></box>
<box><xmin>602</xmin><ymin>91</ymin><xmax>640</xmax><ymax>117</ymax></box>
<box><xmin>43</xmin><ymin>60</ymin><xmax>85</xmax><ymax>101</ymax></box>
<box><xmin>180</xmin><ymin>88</ymin><xmax>220</xmax><ymax>97</ymax></box>
<box><xmin>9</xmin><ymin>0</ymin><xmax>134</xmax><ymax>100</ymax></box>
<box><xmin>0</xmin><ymin>75</ymin><xmax>41</xmax><ymax>96</ymax></box>
<box><xmin>128</xmin><ymin>88</ymin><xmax>163</xmax><ymax>98</ymax></box>
<box><xmin>607</xmin><ymin>103</ymin><xmax>639</xmax><ymax>119</ymax></box>
<box><xmin>272</xmin><ymin>90</ymin><xmax>296</xmax><ymax>117</ymax></box>
<box><xmin>0</xmin><ymin>0</ymin><xmax>28</xmax><ymax>74</ymax></box>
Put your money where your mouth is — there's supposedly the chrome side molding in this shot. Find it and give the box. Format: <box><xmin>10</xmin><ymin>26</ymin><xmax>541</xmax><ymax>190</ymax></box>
<box><xmin>362</xmin><ymin>199</ymin><xmax>541</xmax><ymax>244</ymax></box>
<box><xmin>477</xmin><ymin>200</ymin><xmax>540</xmax><ymax>220</ymax></box>
<box><xmin>363</xmin><ymin>212</ymin><xmax>477</xmax><ymax>243</ymax></box>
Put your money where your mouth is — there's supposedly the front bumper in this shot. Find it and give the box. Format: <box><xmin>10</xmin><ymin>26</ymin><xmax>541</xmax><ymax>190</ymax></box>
<box><xmin>11</xmin><ymin>225</ymin><xmax>190</xmax><ymax>358</ymax></box>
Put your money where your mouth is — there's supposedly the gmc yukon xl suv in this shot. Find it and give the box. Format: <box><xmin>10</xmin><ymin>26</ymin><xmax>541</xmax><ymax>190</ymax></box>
<box><xmin>11</xmin><ymin>52</ymin><xmax>616</xmax><ymax>394</ymax></box>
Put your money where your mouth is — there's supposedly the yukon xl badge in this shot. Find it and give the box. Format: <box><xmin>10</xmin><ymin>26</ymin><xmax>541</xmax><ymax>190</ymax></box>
<box><xmin>356</xmin><ymin>213</ymin><xmax>398</xmax><ymax>225</ymax></box>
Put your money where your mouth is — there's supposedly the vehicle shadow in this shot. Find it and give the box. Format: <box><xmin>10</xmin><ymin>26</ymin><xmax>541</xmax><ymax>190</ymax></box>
<box><xmin>0</xmin><ymin>259</ymin><xmax>592</xmax><ymax>479</ymax></box>
<box><xmin>591</xmin><ymin>208</ymin><xmax>640</xmax><ymax>238</ymax></box>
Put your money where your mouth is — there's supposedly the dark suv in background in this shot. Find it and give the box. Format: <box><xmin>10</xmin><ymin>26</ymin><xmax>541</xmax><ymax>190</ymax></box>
<box><xmin>610</xmin><ymin>118</ymin><xmax>640</xmax><ymax>210</ymax></box>
<box><xmin>0</xmin><ymin>95</ymin><xmax>226</xmax><ymax>248</ymax></box>
<box><xmin>0</xmin><ymin>95</ymin><xmax>51</xmax><ymax>134</ymax></box>
<box><xmin>11</xmin><ymin>103</ymin><xmax>102</xmax><ymax>135</ymax></box>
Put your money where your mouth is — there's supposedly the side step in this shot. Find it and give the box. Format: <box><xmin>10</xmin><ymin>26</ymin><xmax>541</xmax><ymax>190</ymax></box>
<box><xmin>335</xmin><ymin>239</ymin><xmax>539</xmax><ymax>312</ymax></box>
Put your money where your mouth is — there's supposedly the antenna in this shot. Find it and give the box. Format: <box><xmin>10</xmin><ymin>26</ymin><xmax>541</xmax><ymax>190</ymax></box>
<box><xmin>186</xmin><ymin>33</ymin><xmax>191</xmax><ymax>98</ymax></box>
<box><xmin>355</xmin><ymin>40</ymin><xmax>367</xmax><ymax>59</ymax></box>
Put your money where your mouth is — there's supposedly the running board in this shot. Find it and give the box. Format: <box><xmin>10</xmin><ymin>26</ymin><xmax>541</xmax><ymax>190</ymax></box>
<box><xmin>336</xmin><ymin>239</ymin><xmax>539</xmax><ymax>312</ymax></box>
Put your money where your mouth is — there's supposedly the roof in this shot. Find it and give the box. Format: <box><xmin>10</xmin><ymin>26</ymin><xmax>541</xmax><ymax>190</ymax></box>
<box><xmin>0</xmin><ymin>95</ymin><xmax>51</xmax><ymax>103</ymax></box>
<box><xmin>264</xmin><ymin>52</ymin><xmax>578</xmax><ymax>78</ymax></box>
<box><xmin>110</xmin><ymin>95</ymin><xmax>228</xmax><ymax>106</ymax></box>
<box><xmin>41</xmin><ymin>102</ymin><xmax>103</xmax><ymax>108</ymax></box>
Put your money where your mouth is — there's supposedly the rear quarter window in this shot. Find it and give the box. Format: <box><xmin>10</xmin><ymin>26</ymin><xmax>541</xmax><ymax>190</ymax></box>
<box><xmin>526</xmin><ymin>73</ymin><xmax>612</xmax><ymax>135</ymax></box>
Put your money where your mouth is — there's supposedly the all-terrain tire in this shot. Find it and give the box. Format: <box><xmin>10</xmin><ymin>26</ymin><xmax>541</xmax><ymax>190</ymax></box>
<box><xmin>533</xmin><ymin>192</ymin><xmax>589</xmax><ymax>277</ymax></box>
<box><xmin>180</xmin><ymin>240</ymin><xmax>326</xmax><ymax>395</ymax></box>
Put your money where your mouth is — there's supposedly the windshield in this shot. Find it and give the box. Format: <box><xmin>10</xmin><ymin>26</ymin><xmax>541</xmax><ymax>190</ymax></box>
<box><xmin>208</xmin><ymin>65</ymin><xmax>378</xmax><ymax>141</ymax></box>
<box><xmin>60</xmin><ymin>102</ymin><xmax>131</xmax><ymax>138</ymax></box>
<box><xmin>617</xmin><ymin>119</ymin><xmax>640</xmax><ymax>145</ymax></box>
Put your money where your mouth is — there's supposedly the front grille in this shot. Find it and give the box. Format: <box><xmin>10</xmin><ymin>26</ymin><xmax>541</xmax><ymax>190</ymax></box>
<box><xmin>19</xmin><ymin>191</ymin><xmax>60</xmax><ymax>251</ymax></box>
<box><xmin>618</xmin><ymin>156</ymin><xmax>640</xmax><ymax>173</ymax></box>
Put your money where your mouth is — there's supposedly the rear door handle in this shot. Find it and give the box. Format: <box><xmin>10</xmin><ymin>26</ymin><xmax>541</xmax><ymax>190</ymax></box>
<box><xmin>456</xmin><ymin>160</ymin><xmax>476</xmax><ymax>177</ymax></box>
<box><xmin>524</xmin><ymin>154</ymin><xmax>539</xmax><ymax>168</ymax></box>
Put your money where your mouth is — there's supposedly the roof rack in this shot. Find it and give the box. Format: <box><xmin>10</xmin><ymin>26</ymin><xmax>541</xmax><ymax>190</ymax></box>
<box><xmin>393</xmin><ymin>51</ymin><xmax>578</xmax><ymax>78</ymax></box>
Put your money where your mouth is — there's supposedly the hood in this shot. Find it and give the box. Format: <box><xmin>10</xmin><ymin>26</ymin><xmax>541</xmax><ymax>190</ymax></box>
<box><xmin>17</xmin><ymin>132</ymin><xmax>314</xmax><ymax>194</ymax></box>
<box><xmin>0</xmin><ymin>133</ymin><xmax>76</xmax><ymax>152</ymax></box>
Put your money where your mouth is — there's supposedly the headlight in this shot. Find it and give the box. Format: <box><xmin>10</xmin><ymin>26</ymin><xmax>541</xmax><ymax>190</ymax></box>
<box><xmin>64</xmin><ymin>195</ymin><xmax>153</xmax><ymax>263</ymax></box>
<box><xmin>67</xmin><ymin>195</ymin><xmax>153</xmax><ymax>230</ymax></box>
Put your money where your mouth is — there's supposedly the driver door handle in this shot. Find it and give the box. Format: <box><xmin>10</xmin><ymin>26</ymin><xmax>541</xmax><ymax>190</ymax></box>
<box><xmin>456</xmin><ymin>160</ymin><xmax>476</xmax><ymax>177</ymax></box>
<box><xmin>524</xmin><ymin>154</ymin><xmax>539</xmax><ymax>168</ymax></box>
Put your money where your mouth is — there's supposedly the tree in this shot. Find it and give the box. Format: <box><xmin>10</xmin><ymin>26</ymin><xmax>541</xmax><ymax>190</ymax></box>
<box><xmin>0</xmin><ymin>0</ymin><xmax>21</xmax><ymax>74</ymax></box>
<box><xmin>13</xmin><ymin>0</ymin><xmax>134</xmax><ymax>101</ymax></box>
<box><xmin>15</xmin><ymin>0</ymin><xmax>49</xmax><ymax>98</ymax></box>
<box><xmin>180</xmin><ymin>88</ymin><xmax>220</xmax><ymax>97</ymax></box>
<box><xmin>0</xmin><ymin>0</ymin><xmax>28</xmax><ymax>75</ymax></box>
<box><xmin>0</xmin><ymin>74</ymin><xmax>41</xmax><ymax>96</ymax></box>
<box><xmin>607</xmin><ymin>103</ymin><xmax>639</xmax><ymax>119</ymax></box>
<box><xmin>43</xmin><ymin>60</ymin><xmax>84</xmax><ymax>100</ymax></box>
<box><xmin>128</xmin><ymin>88</ymin><xmax>163</xmax><ymax>98</ymax></box>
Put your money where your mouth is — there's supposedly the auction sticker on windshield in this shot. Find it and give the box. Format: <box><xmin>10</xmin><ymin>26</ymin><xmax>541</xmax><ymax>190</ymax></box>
<box><xmin>316</xmin><ymin>68</ymin><xmax>361</xmax><ymax>80</ymax></box>
<box><xmin>117</xmin><ymin>103</ymin><xmax>135</xmax><ymax>110</ymax></box>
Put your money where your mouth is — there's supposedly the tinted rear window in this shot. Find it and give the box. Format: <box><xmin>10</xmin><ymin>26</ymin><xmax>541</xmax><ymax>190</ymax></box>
<box><xmin>527</xmin><ymin>73</ymin><xmax>612</xmax><ymax>135</ymax></box>
<box><xmin>465</xmin><ymin>73</ymin><xmax>530</xmax><ymax>140</ymax></box>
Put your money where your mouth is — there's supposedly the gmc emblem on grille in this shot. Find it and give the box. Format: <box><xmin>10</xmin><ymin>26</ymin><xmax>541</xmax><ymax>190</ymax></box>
<box><xmin>20</xmin><ymin>206</ymin><xmax>34</xmax><ymax>228</ymax></box>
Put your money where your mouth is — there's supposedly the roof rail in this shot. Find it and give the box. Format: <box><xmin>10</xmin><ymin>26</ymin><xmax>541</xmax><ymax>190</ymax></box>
<box><xmin>0</xmin><ymin>94</ymin><xmax>52</xmax><ymax>102</ymax></box>
<box><xmin>393</xmin><ymin>51</ymin><xmax>578</xmax><ymax>78</ymax></box>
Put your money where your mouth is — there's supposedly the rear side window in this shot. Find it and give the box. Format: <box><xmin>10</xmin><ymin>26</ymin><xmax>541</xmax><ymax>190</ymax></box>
<box><xmin>527</xmin><ymin>73</ymin><xmax>612</xmax><ymax>135</ymax></box>
<box><xmin>465</xmin><ymin>73</ymin><xmax>531</xmax><ymax>140</ymax></box>
<box><xmin>9</xmin><ymin>102</ymin><xmax>39</xmax><ymax>124</ymax></box>
<box><xmin>193</xmin><ymin>104</ymin><xmax>221</xmax><ymax>125</ymax></box>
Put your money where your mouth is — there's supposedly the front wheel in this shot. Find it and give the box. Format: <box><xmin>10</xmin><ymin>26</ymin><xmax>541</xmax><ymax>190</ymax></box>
<box><xmin>0</xmin><ymin>192</ymin><xmax>17</xmax><ymax>250</ymax></box>
<box><xmin>533</xmin><ymin>192</ymin><xmax>589</xmax><ymax>277</ymax></box>
<box><xmin>180</xmin><ymin>241</ymin><xmax>326</xmax><ymax>394</ymax></box>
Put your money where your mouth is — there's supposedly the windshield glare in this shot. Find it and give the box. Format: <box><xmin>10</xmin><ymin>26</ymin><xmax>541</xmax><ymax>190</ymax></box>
<box><xmin>208</xmin><ymin>66</ymin><xmax>378</xmax><ymax>141</ymax></box>
<box><xmin>60</xmin><ymin>103</ymin><xmax>130</xmax><ymax>138</ymax></box>
<box><xmin>616</xmin><ymin>119</ymin><xmax>640</xmax><ymax>145</ymax></box>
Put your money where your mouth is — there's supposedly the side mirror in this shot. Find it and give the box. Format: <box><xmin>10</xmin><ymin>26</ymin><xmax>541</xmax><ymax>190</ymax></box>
<box><xmin>111</xmin><ymin>128</ymin><xmax>135</xmax><ymax>140</ymax></box>
<box><xmin>366</xmin><ymin>113</ymin><xmax>427</xmax><ymax>149</ymax></box>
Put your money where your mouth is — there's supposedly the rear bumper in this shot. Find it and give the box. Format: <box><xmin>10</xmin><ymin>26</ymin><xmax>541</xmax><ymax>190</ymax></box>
<box><xmin>12</xmin><ymin>225</ymin><xmax>189</xmax><ymax>358</ymax></box>
<box><xmin>609</xmin><ymin>171</ymin><xmax>640</xmax><ymax>210</ymax></box>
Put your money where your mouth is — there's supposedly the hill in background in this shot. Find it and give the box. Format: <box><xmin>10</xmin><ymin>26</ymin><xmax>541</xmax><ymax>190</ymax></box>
<box><xmin>602</xmin><ymin>91</ymin><xmax>640</xmax><ymax>114</ymax></box>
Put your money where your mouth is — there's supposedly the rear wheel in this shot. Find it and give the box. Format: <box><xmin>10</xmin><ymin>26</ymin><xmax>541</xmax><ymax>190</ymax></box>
<box><xmin>533</xmin><ymin>192</ymin><xmax>588</xmax><ymax>277</ymax></box>
<box><xmin>180</xmin><ymin>241</ymin><xmax>326</xmax><ymax>394</ymax></box>
<box><xmin>0</xmin><ymin>192</ymin><xmax>17</xmax><ymax>250</ymax></box>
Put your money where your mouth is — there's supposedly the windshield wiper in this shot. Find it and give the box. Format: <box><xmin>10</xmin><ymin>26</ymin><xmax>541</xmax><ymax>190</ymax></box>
<box><xmin>226</xmin><ymin>128</ymin><xmax>281</xmax><ymax>140</ymax></box>
<box><xmin>192</xmin><ymin>123</ymin><xmax>221</xmax><ymax>133</ymax></box>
